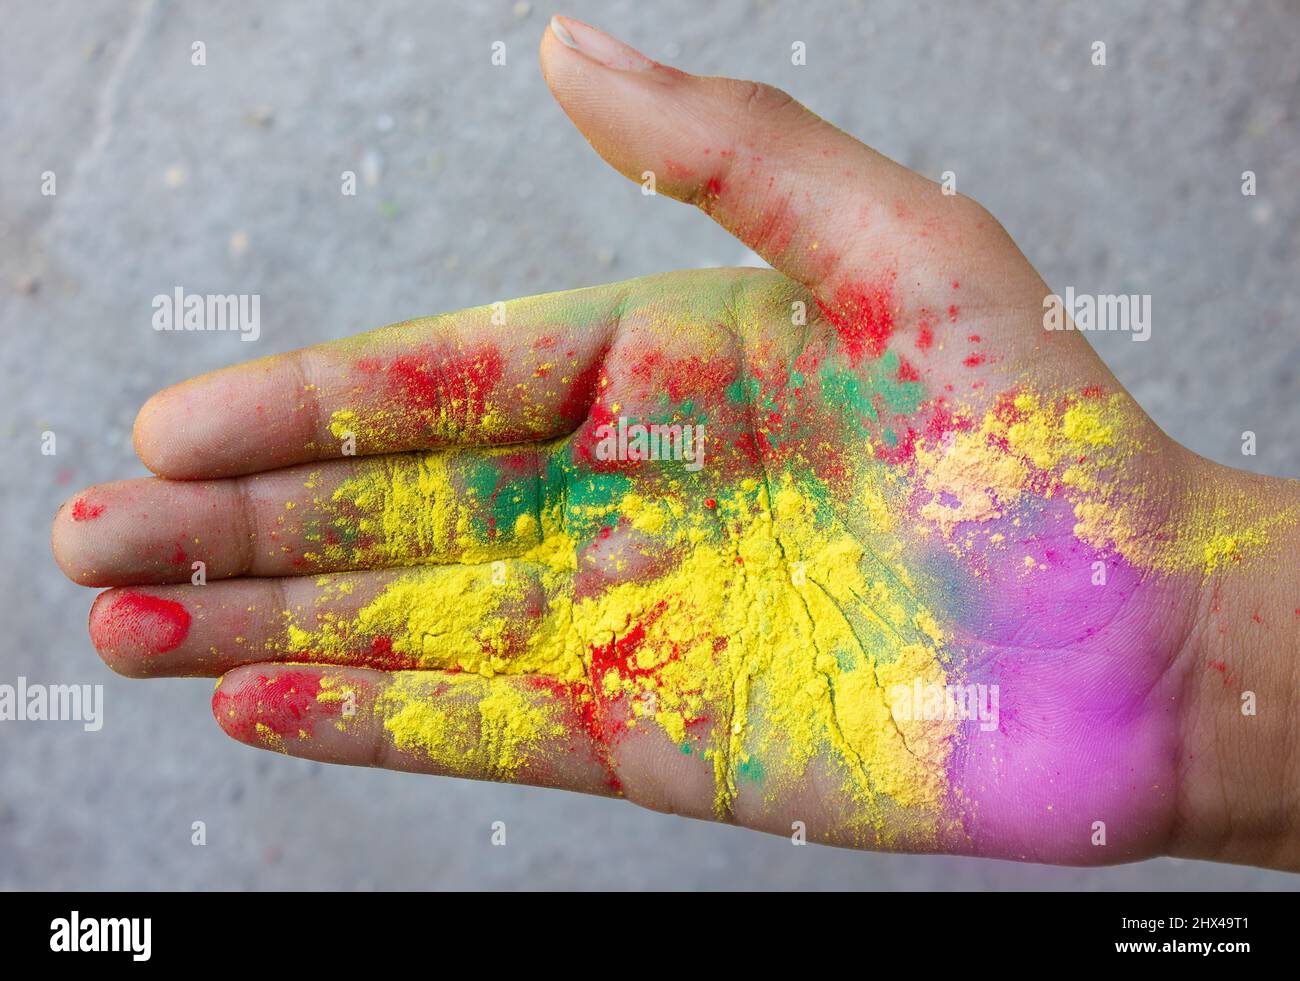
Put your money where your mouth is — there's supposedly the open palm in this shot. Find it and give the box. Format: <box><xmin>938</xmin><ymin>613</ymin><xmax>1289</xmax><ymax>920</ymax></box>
<box><xmin>55</xmin><ymin>18</ymin><xmax>1227</xmax><ymax>864</ymax></box>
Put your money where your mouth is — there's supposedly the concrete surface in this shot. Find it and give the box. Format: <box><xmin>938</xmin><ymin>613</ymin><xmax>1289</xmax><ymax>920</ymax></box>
<box><xmin>2</xmin><ymin>0</ymin><xmax>1298</xmax><ymax>890</ymax></box>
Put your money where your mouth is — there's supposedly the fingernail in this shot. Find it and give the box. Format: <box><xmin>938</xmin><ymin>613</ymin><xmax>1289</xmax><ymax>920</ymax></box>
<box><xmin>549</xmin><ymin>16</ymin><xmax>656</xmax><ymax>71</ymax></box>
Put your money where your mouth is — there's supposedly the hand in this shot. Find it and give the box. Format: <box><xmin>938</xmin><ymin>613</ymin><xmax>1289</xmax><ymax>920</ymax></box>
<box><xmin>53</xmin><ymin>17</ymin><xmax>1300</xmax><ymax>868</ymax></box>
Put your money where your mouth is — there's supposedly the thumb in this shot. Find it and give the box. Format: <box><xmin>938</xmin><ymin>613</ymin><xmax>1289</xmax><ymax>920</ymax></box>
<box><xmin>540</xmin><ymin>15</ymin><xmax>932</xmax><ymax>299</ymax></box>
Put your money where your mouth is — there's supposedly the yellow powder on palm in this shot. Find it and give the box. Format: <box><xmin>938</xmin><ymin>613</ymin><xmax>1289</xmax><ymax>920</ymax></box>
<box><xmin>293</xmin><ymin>460</ymin><xmax>959</xmax><ymax>846</ymax></box>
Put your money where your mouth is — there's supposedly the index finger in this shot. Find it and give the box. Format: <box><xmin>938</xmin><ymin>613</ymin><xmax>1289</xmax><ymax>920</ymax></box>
<box><xmin>134</xmin><ymin>281</ymin><xmax>627</xmax><ymax>479</ymax></box>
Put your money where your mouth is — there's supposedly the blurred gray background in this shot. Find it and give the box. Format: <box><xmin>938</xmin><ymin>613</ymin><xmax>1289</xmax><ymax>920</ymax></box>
<box><xmin>2</xmin><ymin>0</ymin><xmax>1298</xmax><ymax>890</ymax></box>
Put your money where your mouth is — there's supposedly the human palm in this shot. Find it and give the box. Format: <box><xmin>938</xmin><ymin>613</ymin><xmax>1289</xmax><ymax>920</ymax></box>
<box><xmin>54</xmin><ymin>18</ymin><xmax>1250</xmax><ymax>865</ymax></box>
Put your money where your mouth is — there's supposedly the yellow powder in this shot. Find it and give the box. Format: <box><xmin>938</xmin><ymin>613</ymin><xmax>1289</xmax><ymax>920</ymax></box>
<box><xmin>295</xmin><ymin>458</ymin><xmax>959</xmax><ymax>846</ymax></box>
<box><xmin>965</xmin><ymin>389</ymin><xmax>1290</xmax><ymax>577</ymax></box>
<box><xmin>304</xmin><ymin>449</ymin><xmax>540</xmax><ymax>569</ymax></box>
<box><xmin>915</xmin><ymin>428</ymin><xmax>1027</xmax><ymax>536</ymax></box>
<box><xmin>381</xmin><ymin>673</ymin><xmax>565</xmax><ymax>779</ymax></box>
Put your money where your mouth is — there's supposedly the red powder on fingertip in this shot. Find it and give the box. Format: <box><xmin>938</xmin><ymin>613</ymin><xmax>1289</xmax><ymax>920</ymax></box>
<box><xmin>703</xmin><ymin>498</ymin><xmax>717</xmax><ymax>510</ymax></box>
<box><xmin>212</xmin><ymin>670</ymin><xmax>337</xmax><ymax>744</ymax></box>
<box><xmin>70</xmin><ymin>498</ymin><xmax>105</xmax><ymax>522</ymax></box>
<box><xmin>93</xmin><ymin>591</ymin><xmax>191</xmax><ymax>655</ymax></box>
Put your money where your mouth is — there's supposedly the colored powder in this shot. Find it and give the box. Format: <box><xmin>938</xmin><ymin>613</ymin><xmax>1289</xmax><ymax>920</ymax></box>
<box><xmin>899</xmin><ymin>386</ymin><xmax>1290</xmax><ymax>577</ymax></box>
<box><xmin>70</xmin><ymin>498</ymin><xmax>105</xmax><ymax>521</ymax></box>
<box><xmin>816</xmin><ymin>280</ymin><xmax>898</xmax><ymax>366</ymax></box>
<box><xmin>302</xmin><ymin>448</ymin><xmax>546</xmax><ymax>569</ymax></box>
<box><xmin>213</xmin><ymin>669</ymin><xmax>337</xmax><ymax>747</ymax></box>
<box><xmin>381</xmin><ymin>673</ymin><xmax>566</xmax><ymax>780</ymax></box>
<box><xmin>914</xmin><ymin>425</ymin><xmax>1026</xmax><ymax>536</ymax></box>
<box><xmin>289</xmin><ymin>461</ymin><xmax>958</xmax><ymax>844</ymax></box>
<box><xmin>988</xmin><ymin>390</ymin><xmax>1285</xmax><ymax>576</ymax></box>
<box><xmin>257</xmin><ymin>272</ymin><xmax>1299</xmax><ymax>851</ymax></box>
<box><xmin>93</xmin><ymin>591</ymin><xmax>190</xmax><ymax>654</ymax></box>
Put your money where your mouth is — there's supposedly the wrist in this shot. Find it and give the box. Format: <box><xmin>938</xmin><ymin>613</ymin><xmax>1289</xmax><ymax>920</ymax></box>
<box><xmin>1168</xmin><ymin>461</ymin><xmax>1300</xmax><ymax>869</ymax></box>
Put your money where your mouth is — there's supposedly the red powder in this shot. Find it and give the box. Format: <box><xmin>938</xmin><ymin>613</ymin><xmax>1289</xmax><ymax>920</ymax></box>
<box><xmin>703</xmin><ymin>498</ymin><xmax>717</xmax><ymax>510</ymax></box>
<box><xmin>916</xmin><ymin>324</ymin><xmax>934</xmax><ymax>351</ymax></box>
<box><xmin>875</xmin><ymin>400</ymin><xmax>972</xmax><ymax>467</ymax></box>
<box><xmin>573</xmin><ymin>398</ymin><xmax>618</xmax><ymax>470</ymax></box>
<box><xmin>947</xmin><ymin>304</ymin><xmax>959</xmax><ymax>323</ymax></box>
<box><xmin>589</xmin><ymin>603</ymin><xmax>673</xmax><ymax>685</ymax></box>
<box><xmin>628</xmin><ymin>350</ymin><xmax>734</xmax><ymax>404</ymax></box>
<box><xmin>212</xmin><ymin>670</ymin><xmax>337</xmax><ymax>744</ymax></box>
<box><xmin>362</xmin><ymin>344</ymin><xmax>504</xmax><ymax>428</ymax></box>
<box><xmin>527</xmin><ymin>677</ymin><xmax>605</xmax><ymax>745</ymax></box>
<box><xmin>896</xmin><ymin>357</ymin><xmax>920</xmax><ymax>383</ymax></box>
<box><xmin>358</xmin><ymin>635</ymin><xmax>420</xmax><ymax>671</ymax></box>
<box><xmin>816</xmin><ymin>281</ymin><xmax>897</xmax><ymax>366</ymax></box>
<box><xmin>93</xmin><ymin>591</ymin><xmax>191</xmax><ymax>655</ymax></box>
<box><xmin>963</xmin><ymin>353</ymin><xmax>986</xmax><ymax>367</ymax></box>
<box><xmin>993</xmin><ymin>389</ymin><xmax>1028</xmax><ymax>426</ymax></box>
<box><xmin>70</xmin><ymin>498</ymin><xmax>105</xmax><ymax>522</ymax></box>
<box><xmin>524</xmin><ymin>677</ymin><xmax>622</xmax><ymax>791</ymax></box>
<box><xmin>875</xmin><ymin>427</ymin><xmax>919</xmax><ymax>465</ymax></box>
<box><xmin>924</xmin><ymin>402</ymin><xmax>973</xmax><ymax>441</ymax></box>
<box><xmin>556</xmin><ymin>345</ymin><xmax>610</xmax><ymax>426</ymax></box>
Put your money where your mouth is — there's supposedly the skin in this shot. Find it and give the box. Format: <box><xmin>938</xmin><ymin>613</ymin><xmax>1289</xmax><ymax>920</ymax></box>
<box><xmin>51</xmin><ymin>17</ymin><xmax>1300</xmax><ymax>870</ymax></box>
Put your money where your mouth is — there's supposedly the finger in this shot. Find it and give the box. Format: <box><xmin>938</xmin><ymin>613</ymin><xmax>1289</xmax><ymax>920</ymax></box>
<box><xmin>88</xmin><ymin>559</ymin><xmax>563</xmax><ymax>679</ymax></box>
<box><xmin>540</xmin><ymin>16</ymin><xmax>931</xmax><ymax>296</ymax></box>
<box><xmin>133</xmin><ymin>282</ymin><xmax>628</xmax><ymax>480</ymax></box>
<box><xmin>53</xmin><ymin>444</ymin><xmax>554</xmax><ymax>586</ymax></box>
<box><xmin>211</xmin><ymin>663</ymin><xmax>620</xmax><ymax>795</ymax></box>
